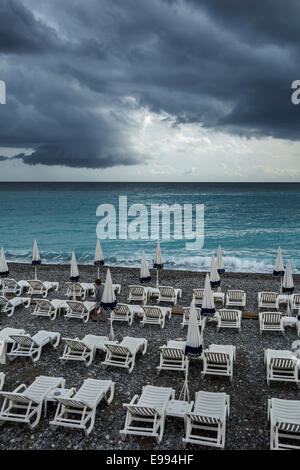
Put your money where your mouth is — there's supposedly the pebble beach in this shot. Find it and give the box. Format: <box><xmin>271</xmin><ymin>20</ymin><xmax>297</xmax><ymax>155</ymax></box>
<box><xmin>1</xmin><ymin>263</ymin><xmax>300</xmax><ymax>451</ymax></box>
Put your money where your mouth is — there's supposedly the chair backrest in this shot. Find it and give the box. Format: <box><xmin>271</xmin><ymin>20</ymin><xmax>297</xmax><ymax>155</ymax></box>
<box><xmin>28</xmin><ymin>280</ymin><xmax>43</xmax><ymax>290</ymax></box>
<box><xmin>0</xmin><ymin>296</ymin><xmax>9</xmax><ymax>309</ymax></box>
<box><xmin>2</xmin><ymin>279</ymin><xmax>17</xmax><ymax>290</ymax></box>
<box><xmin>63</xmin><ymin>338</ymin><xmax>89</xmax><ymax>351</ymax></box>
<box><xmin>193</xmin><ymin>289</ymin><xmax>204</xmax><ymax>300</ymax></box>
<box><xmin>270</xmin><ymin>358</ymin><xmax>295</xmax><ymax>370</ymax></box>
<box><xmin>262</xmin><ymin>312</ymin><xmax>282</xmax><ymax>324</ymax></box>
<box><xmin>66</xmin><ymin>301</ymin><xmax>85</xmax><ymax>313</ymax></box>
<box><xmin>219</xmin><ymin>310</ymin><xmax>238</xmax><ymax>321</ymax></box>
<box><xmin>126</xmin><ymin>405</ymin><xmax>158</xmax><ymax>417</ymax></box>
<box><xmin>261</xmin><ymin>292</ymin><xmax>277</xmax><ymax>302</ymax></box>
<box><xmin>129</xmin><ymin>285</ymin><xmax>144</xmax><ymax>296</ymax></box>
<box><xmin>228</xmin><ymin>290</ymin><xmax>244</xmax><ymax>301</ymax></box>
<box><xmin>161</xmin><ymin>347</ymin><xmax>184</xmax><ymax>360</ymax></box>
<box><xmin>9</xmin><ymin>334</ymin><xmax>34</xmax><ymax>347</ymax></box>
<box><xmin>114</xmin><ymin>304</ymin><xmax>130</xmax><ymax>316</ymax></box>
<box><xmin>189</xmin><ymin>414</ymin><xmax>220</xmax><ymax>425</ymax></box>
<box><xmin>142</xmin><ymin>306</ymin><xmax>161</xmax><ymax>318</ymax></box>
<box><xmin>183</xmin><ymin>307</ymin><xmax>201</xmax><ymax>320</ymax></box>
<box><xmin>204</xmin><ymin>352</ymin><xmax>229</xmax><ymax>364</ymax></box>
<box><xmin>159</xmin><ymin>286</ymin><xmax>174</xmax><ymax>297</ymax></box>
<box><xmin>34</xmin><ymin>299</ymin><xmax>52</xmax><ymax>312</ymax></box>
<box><xmin>66</xmin><ymin>282</ymin><xmax>82</xmax><ymax>293</ymax></box>
<box><xmin>293</xmin><ymin>294</ymin><xmax>300</xmax><ymax>305</ymax></box>
<box><xmin>105</xmin><ymin>344</ymin><xmax>129</xmax><ymax>356</ymax></box>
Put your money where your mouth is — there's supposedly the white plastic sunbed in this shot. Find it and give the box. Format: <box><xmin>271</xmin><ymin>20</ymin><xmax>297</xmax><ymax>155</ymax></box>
<box><xmin>140</xmin><ymin>305</ymin><xmax>172</xmax><ymax>329</ymax></box>
<box><xmin>0</xmin><ymin>295</ymin><xmax>31</xmax><ymax>317</ymax></box>
<box><xmin>1</xmin><ymin>279</ymin><xmax>28</xmax><ymax>297</ymax></box>
<box><xmin>7</xmin><ymin>331</ymin><xmax>61</xmax><ymax>363</ymax></box>
<box><xmin>202</xmin><ymin>345</ymin><xmax>236</xmax><ymax>382</ymax></box>
<box><xmin>102</xmin><ymin>337</ymin><xmax>147</xmax><ymax>373</ymax></box>
<box><xmin>268</xmin><ymin>397</ymin><xmax>300</xmax><ymax>449</ymax></box>
<box><xmin>50</xmin><ymin>378</ymin><xmax>115</xmax><ymax>435</ymax></box>
<box><xmin>258</xmin><ymin>292</ymin><xmax>278</xmax><ymax>310</ymax></box>
<box><xmin>225</xmin><ymin>290</ymin><xmax>246</xmax><ymax>308</ymax></box>
<box><xmin>216</xmin><ymin>309</ymin><xmax>242</xmax><ymax>332</ymax></box>
<box><xmin>181</xmin><ymin>306</ymin><xmax>206</xmax><ymax>330</ymax></box>
<box><xmin>31</xmin><ymin>298</ymin><xmax>68</xmax><ymax>321</ymax></box>
<box><xmin>0</xmin><ymin>327</ymin><xmax>26</xmax><ymax>364</ymax></box>
<box><xmin>127</xmin><ymin>285</ymin><xmax>148</xmax><ymax>303</ymax></box>
<box><xmin>259</xmin><ymin>312</ymin><xmax>285</xmax><ymax>335</ymax></box>
<box><xmin>157</xmin><ymin>340</ymin><xmax>187</xmax><ymax>375</ymax></box>
<box><xmin>183</xmin><ymin>391</ymin><xmax>230</xmax><ymax>449</ymax></box>
<box><xmin>157</xmin><ymin>286</ymin><xmax>182</xmax><ymax>305</ymax></box>
<box><xmin>64</xmin><ymin>300</ymin><xmax>96</xmax><ymax>323</ymax></box>
<box><xmin>27</xmin><ymin>280</ymin><xmax>59</xmax><ymax>298</ymax></box>
<box><xmin>120</xmin><ymin>385</ymin><xmax>175</xmax><ymax>442</ymax></box>
<box><xmin>0</xmin><ymin>375</ymin><xmax>65</xmax><ymax>428</ymax></box>
<box><xmin>109</xmin><ymin>303</ymin><xmax>144</xmax><ymax>325</ymax></box>
<box><xmin>264</xmin><ymin>349</ymin><xmax>300</xmax><ymax>388</ymax></box>
<box><xmin>59</xmin><ymin>335</ymin><xmax>119</xmax><ymax>366</ymax></box>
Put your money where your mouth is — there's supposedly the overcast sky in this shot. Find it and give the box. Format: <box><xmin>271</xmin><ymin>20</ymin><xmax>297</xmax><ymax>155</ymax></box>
<box><xmin>0</xmin><ymin>0</ymin><xmax>300</xmax><ymax>182</ymax></box>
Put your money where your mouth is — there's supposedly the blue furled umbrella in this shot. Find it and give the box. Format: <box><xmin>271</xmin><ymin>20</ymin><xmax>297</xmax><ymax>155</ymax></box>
<box><xmin>201</xmin><ymin>273</ymin><xmax>216</xmax><ymax>317</ymax></box>
<box><xmin>0</xmin><ymin>247</ymin><xmax>9</xmax><ymax>278</ymax></box>
<box><xmin>217</xmin><ymin>245</ymin><xmax>225</xmax><ymax>274</ymax></box>
<box><xmin>32</xmin><ymin>240</ymin><xmax>41</xmax><ymax>280</ymax></box>
<box><xmin>140</xmin><ymin>251</ymin><xmax>151</xmax><ymax>283</ymax></box>
<box><xmin>94</xmin><ymin>239</ymin><xmax>104</xmax><ymax>278</ymax></box>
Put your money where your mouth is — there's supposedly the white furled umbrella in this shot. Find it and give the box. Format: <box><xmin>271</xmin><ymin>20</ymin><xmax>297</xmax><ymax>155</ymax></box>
<box><xmin>273</xmin><ymin>247</ymin><xmax>285</xmax><ymax>293</ymax></box>
<box><xmin>101</xmin><ymin>268</ymin><xmax>117</xmax><ymax>340</ymax></box>
<box><xmin>94</xmin><ymin>239</ymin><xmax>104</xmax><ymax>277</ymax></box>
<box><xmin>70</xmin><ymin>251</ymin><xmax>80</xmax><ymax>282</ymax></box>
<box><xmin>210</xmin><ymin>254</ymin><xmax>220</xmax><ymax>289</ymax></box>
<box><xmin>201</xmin><ymin>273</ymin><xmax>216</xmax><ymax>317</ymax></box>
<box><xmin>217</xmin><ymin>245</ymin><xmax>225</xmax><ymax>274</ymax></box>
<box><xmin>0</xmin><ymin>247</ymin><xmax>9</xmax><ymax>278</ymax></box>
<box><xmin>179</xmin><ymin>301</ymin><xmax>203</xmax><ymax>401</ymax></box>
<box><xmin>32</xmin><ymin>240</ymin><xmax>41</xmax><ymax>280</ymax></box>
<box><xmin>282</xmin><ymin>260</ymin><xmax>294</xmax><ymax>315</ymax></box>
<box><xmin>153</xmin><ymin>241</ymin><xmax>163</xmax><ymax>287</ymax></box>
<box><xmin>140</xmin><ymin>251</ymin><xmax>151</xmax><ymax>283</ymax></box>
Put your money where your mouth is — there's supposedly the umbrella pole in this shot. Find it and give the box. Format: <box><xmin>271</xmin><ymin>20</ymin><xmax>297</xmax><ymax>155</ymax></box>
<box><xmin>109</xmin><ymin>314</ymin><xmax>114</xmax><ymax>341</ymax></box>
<box><xmin>35</xmin><ymin>265</ymin><xmax>37</xmax><ymax>280</ymax></box>
<box><xmin>156</xmin><ymin>269</ymin><xmax>159</xmax><ymax>288</ymax></box>
<box><xmin>286</xmin><ymin>295</ymin><xmax>291</xmax><ymax>316</ymax></box>
<box><xmin>98</xmin><ymin>266</ymin><xmax>100</xmax><ymax>279</ymax></box>
<box><xmin>179</xmin><ymin>360</ymin><xmax>189</xmax><ymax>402</ymax></box>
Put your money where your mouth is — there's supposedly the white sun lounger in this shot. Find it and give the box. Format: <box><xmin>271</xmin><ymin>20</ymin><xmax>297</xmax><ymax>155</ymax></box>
<box><xmin>157</xmin><ymin>340</ymin><xmax>187</xmax><ymax>375</ymax></box>
<box><xmin>202</xmin><ymin>345</ymin><xmax>236</xmax><ymax>382</ymax></box>
<box><xmin>7</xmin><ymin>331</ymin><xmax>61</xmax><ymax>363</ymax></box>
<box><xmin>192</xmin><ymin>289</ymin><xmax>205</xmax><ymax>306</ymax></box>
<box><xmin>264</xmin><ymin>349</ymin><xmax>300</xmax><ymax>388</ymax></box>
<box><xmin>50</xmin><ymin>378</ymin><xmax>115</xmax><ymax>435</ymax></box>
<box><xmin>31</xmin><ymin>298</ymin><xmax>68</xmax><ymax>321</ymax></box>
<box><xmin>216</xmin><ymin>309</ymin><xmax>242</xmax><ymax>332</ymax></box>
<box><xmin>27</xmin><ymin>280</ymin><xmax>59</xmax><ymax>298</ymax></box>
<box><xmin>268</xmin><ymin>397</ymin><xmax>300</xmax><ymax>449</ymax></box>
<box><xmin>65</xmin><ymin>282</ymin><xmax>95</xmax><ymax>300</ymax></box>
<box><xmin>225</xmin><ymin>290</ymin><xmax>246</xmax><ymax>308</ymax></box>
<box><xmin>1</xmin><ymin>279</ymin><xmax>28</xmax><ymax>297</ymax></box>
<box><xmin>0</xmin><ymin>375</ymin><xmax>65</xmax><ymax>428</ymax></box>
<box><xmin>259</xmin><ymin>312</ymin><xmax>285</xmax><ymax>335</ymax></box>
<box><xmin>59</xmin><ymin>335</ymin><xmax>119</xmax><ymax>366</ymax></box>
<box><xmin>0</xmin><ymin>327</ymin><xmax>26</xmax><ymax>364</ymax></box>
<box><xmin>102</xmin><ymin>337</ymin><xmax>147</xmax><ymax>373</ymax></box>
<box><xmin>183</xmin><ymin>391</ymin><xmax>230</xmax><ymax>449</ymax></box>
<box><xmin>109</xmin><ymin>303</ymin><xmax>144</xmax><ymax>325</ymax></box>
<box><xmin>157</xmin><ymin>286</ymin><xmax>181</xmax><ymax>305</ymax></box>
<box><xmin>258</xmin><ymin>292</ymin><xmax>278</xmax><ymax>310</ymax></box>
<box><xmin>290</xmin><ymin>294</ymin><xmax>300</xmax><ymax>313</ymax></box>
<box><xmin>127</xmin><ymin>285</ymin><xmax>148</xmax><ymax>303</ymax></box>
<box><xmin>0</xmin><ymin>296</ymin><xmax>31</xmax><ymax>317</ymax></box>
<box><xmin>64</xmin><ymin>300</ymin><xmax>96</xmax><ymax>323</ymax></box>
<box><xmin>140</xmin><ymin>305</ymin><xmax>172</xmax><ymax>329</ymax></box>
<box><xmin>181</xmin><ymin>307</ymin><xmax>206</xmax><ymax>330</ymax></box>
<box><xmin>120</xmin><ymin>385</ymin><xmax>175</xmax><ymax>442</ymax></box>
<box><xmin>0</xmin><ymin>372</ymin><xmax>5</xmax><ymax>391</ymax></box>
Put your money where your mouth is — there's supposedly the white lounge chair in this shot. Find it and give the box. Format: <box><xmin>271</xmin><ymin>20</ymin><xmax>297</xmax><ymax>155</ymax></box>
<box><xmin>0</xmin><ymin>375</ymin><xmax>65</xmax><ymax>428</ymax></box>
<box><xmin>181</xmin><ymin>306</ymin><xmax>206</xmax><ymax>330</ymax></box>
<box><xmin>0</xmin><ymin>296</ymin><xmax>31</xmax><ymax>317</ymax></box>
<box><xmin>259</xmin><ymin>312</ymin><xmax>285</xmax><ymax>335</ymax></box>
<box><xmin>183</xmin><ymin>391</ymin><xmax>230</xmax><ymax>449</ymax></box>
<box><xmin>291</xmin><ymin>294</ymin><xmax>300</xmax><ymax>314</ymax></box>
<box><xmin>31</xmin><ymin>298</ymin><xmax>65</xmax><ymax>321</ymax></box>
<box><xmin>268</xmin><ymin>397</ymin><xmax>300</xmax><ymax>449</ymax></box>
<box><xmin>265</xmin><ymin>349</ymin><xmax>300</xmax><ymax>388</ymax></box>
<box><xmin>1</xmin><ymin>278</ymin><xmax>27</xmax><ymax>297</ymax></box>
<box><xmin>140</xmin><ymin>305</ymin><xmax>172</xmax><ymax>329</ymax></box>
<box><xmin>50</xmin><ymin>378</ymin><xmax>115</xmax><ymax>435</ymax></box>
<box><xmin>64</xmin><ymin>300</ymin><xmax>95</xmax><ymax>323</ymax></box>
<box><xmin>216</xmin><ymin>309</ymin><xmax>242</xmax><ymax>332</ymax></box>
<box><xmin>0</xmin><ymin>327</ymin><xmax>26</xmax><ymax>364</ymax></box>
<box><xmin>157</xmin><ymin>286</ymin><xmax>181</xmax><ymax>305</ymax></box>
<box><xmin>109</xmin><ymin>303</ymin><xmax>143</xmax><ymax>325</ymax></box>
<box><xmin>120</xmin><ymin>385</ymin><xmax>175</xmax><ymax>442</ymax></box>
<box><xmin>27</xmin><ymin>280</ymin><xmax>59</xmax><ymax>298</ymax></box>
<box><xmin>225</xmin><ymin>290</ymin><xmax>246</xmax><ymax>308</ymax></box>
<box><xmin>192</xmin><ymin>289</ymin><xmax>205</xmax><ymax>306</ymax></box>
<box><xmin>202</xmin><ymin>345</ymin><xmax>236</xmax><ymax>382</ymax></box>
<box><xmin>60</xmin><ymin>335</ymin><xmax>118</xmax><ymax>366</ymax></box>
<box><xmin>127</xmin><ymin>285</ymin><xmax>148</xmax><ymax>303</ymax></box>
<box><xmin>258</xmin><ymin>292</ymin><xmax>278</xmax><ymax>310</ymax></box>
<box><xmin>65</xmin><ymin>282</ymin><xmax>97</xmax><ymax>300</ymax></box>
<box><xmin>157</xmin><ymin>340</ymin><xmax>187</xmax><ymax>375</ymax></box>
<box><xmin>7</xmin><ymin>331</ymin><xmax>61</xmax><ymax>362</ymax></box>
<box><xmin>0</xmin><ymin>372</ymin><xmax>5</xmax><ymax>391</ymax></box>
<box><xmin>102</xmin><ymin>337</ymin><xmax>147</xmax><ymax>373</ymax></box>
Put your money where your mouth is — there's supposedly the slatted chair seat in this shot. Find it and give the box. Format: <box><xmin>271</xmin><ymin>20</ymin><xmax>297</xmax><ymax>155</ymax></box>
<box><xmin>216</xmin><ymin>309</ymin><xmax>242</xmax><ymax>332</ymax></box>
<box><xmin>268</xmin><ymin>398</ymin><xmax>300</xmax><ymax>449</ymax></box>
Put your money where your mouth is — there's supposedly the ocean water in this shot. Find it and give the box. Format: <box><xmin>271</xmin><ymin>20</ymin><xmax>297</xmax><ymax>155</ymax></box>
<box><xmin>0</xmin><ymin>182</ymin><xmax>299</xmax><ymax>273</ymax></box>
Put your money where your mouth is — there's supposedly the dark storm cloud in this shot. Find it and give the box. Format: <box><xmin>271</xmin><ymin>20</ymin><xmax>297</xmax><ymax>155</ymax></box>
<box><xmin>0</xmin><ymin>0</ymin><xmax>299</xmax><ymax>170</ymax></box>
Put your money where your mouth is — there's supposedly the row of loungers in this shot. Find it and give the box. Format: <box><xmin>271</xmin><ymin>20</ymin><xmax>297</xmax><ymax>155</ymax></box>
<box><xmin>0</xmin><ymin>373</ymin><xmax>298</xmax><ymax>449</ymax></box>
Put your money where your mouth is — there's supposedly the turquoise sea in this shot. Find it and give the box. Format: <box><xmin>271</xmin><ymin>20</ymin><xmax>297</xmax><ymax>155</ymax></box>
<box><xmin>0</xmin><ymin>182</ymin><xmax>299</xmax><ymax>273</ymax></box>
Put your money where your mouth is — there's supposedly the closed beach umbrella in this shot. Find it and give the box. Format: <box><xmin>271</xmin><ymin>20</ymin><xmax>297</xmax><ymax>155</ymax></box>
<box><xmin>140</xmin><ymin>251</ymin><xmax>151</xmax><ymax>283</ymax></box>
<box><xmin>210</xmin><ymin>254</ymin><xmax>220</xmax><ymax>289</ymax></box>
<box><xmin>201</xmin><ymin>273</ymin><xmax>216</xmax><ymax>316</ymax></box>
<box><xmin>94</xmin><ymin>239</ymin><xmax>104</xmax><ymax>277</ymax></box>
<box><xmin>217</xmin><ymin>245</ymin><xmax>225</xmax><ymax>274</ymax></box>
<box><xmin>70</xmin><ymin>251</ymin><xmax>80</xmax><ymax>282</ymax></box>
<box><xmin>153</xmin><ymin>241</ymin><xmax>163</xmax><ymax>287</ymax></box>
<box><xmin>32</xmin><ymin>240</ymin><xmax>41</xmax><ymax>280</ymax></box>
<box><xmin>273</xmin><ymin>247</ymin><xmax>284</xmax><ymax>276</ymax></box>
<box><xmin>101</xmin><ymin>268</ymin><xmax>117</xmax><ymax>340</ymax></box>
<box><xmin>0</xmin><ymin>247</ymin><xmax>9</xmax><ymax>278</ymax></box>
<box><xmin>282</xmin><ymin>260</ymin><xmax>294</xmax><ymax>294</ymax></box>
<box><xmin>180</xmin><ymin>301</ymin><xmax>203</xmax><ymax>401</ymax></box>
